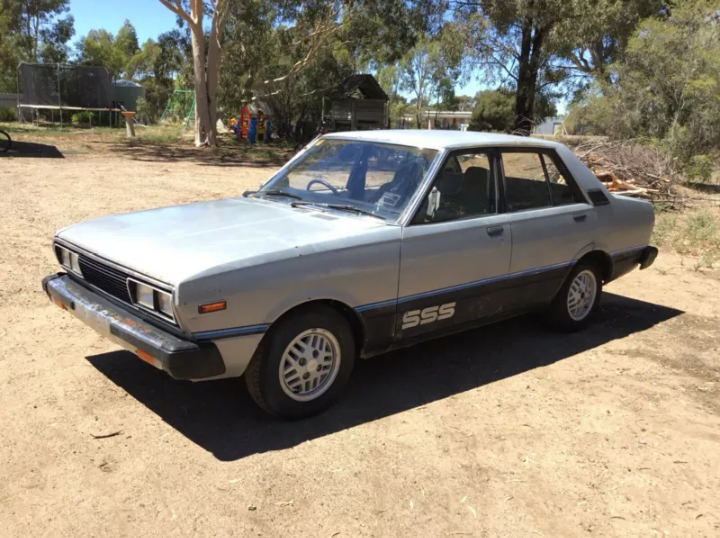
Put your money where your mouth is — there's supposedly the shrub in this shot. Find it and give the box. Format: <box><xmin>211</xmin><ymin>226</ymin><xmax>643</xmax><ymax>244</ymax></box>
<box><xmin>71</xmin><ymin>111</ymin><xmax>93</xmax><ymax>125</ymax></box>
<box><xmin>0</xmin><ymin>107</ymin><xmax>17</xmax><ymax>122</ymax></box>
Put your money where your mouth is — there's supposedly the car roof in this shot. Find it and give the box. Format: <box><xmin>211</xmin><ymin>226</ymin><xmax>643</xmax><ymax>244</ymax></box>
<box><xmin>322</xmin><ymin>129</ymin><xmax>561</xmax><ymax>151</ymax></box>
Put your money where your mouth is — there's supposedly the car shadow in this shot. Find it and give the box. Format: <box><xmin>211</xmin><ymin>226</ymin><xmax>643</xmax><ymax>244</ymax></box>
<box><xmin>1</xmin><ymin>140</ymin><xmax>64</xmax><ymax>158</ymax></box>
<box><xmin>110</xmin><ymin>142</ymin><xmax>290</xmax><ymax>168</ymax></box>
<box><xmin>86</xmin><ymin>292</ymin><xmax>682</xmax><ymax>461</ymax></box>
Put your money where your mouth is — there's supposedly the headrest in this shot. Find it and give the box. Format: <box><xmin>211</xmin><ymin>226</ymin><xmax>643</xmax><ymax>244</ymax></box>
<box><xmin>464</xmin><ymin>166</ymin><xmax>490</xmax><ymax>183</ymax></box>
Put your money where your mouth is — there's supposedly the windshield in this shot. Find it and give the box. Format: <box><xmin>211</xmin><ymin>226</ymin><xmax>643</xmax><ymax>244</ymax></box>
<box><xmin>258</xmin><ymin>139</ymin><xmax>439</xmax><ymax>221</ymax></box>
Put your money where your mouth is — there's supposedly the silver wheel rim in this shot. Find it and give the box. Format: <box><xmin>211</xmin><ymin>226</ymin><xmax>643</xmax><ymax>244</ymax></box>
<box><xmin>279</xmin><ymin>328</ymin><xmax>341</xmax><ymax>402</ymax></box>
<box><xmin>567</xmin><ymin>269</ymin><xmax>597</xmax><ymax>321</ymax></box>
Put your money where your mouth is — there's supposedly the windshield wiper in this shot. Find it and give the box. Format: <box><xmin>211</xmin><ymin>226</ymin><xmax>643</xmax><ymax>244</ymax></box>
<box><xmin>243</xmin><ymin>189</ymin><xmax>302</xmax><ymax>200</ymax></box>
<box><xmin>291</xmin><ymin>201</ymin><xmax>386</xmax><ymax>220</ymax></box>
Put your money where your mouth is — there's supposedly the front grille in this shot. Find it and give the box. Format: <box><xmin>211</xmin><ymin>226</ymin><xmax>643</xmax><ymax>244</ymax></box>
<box><xmin>78</xmin><ymin>255</ymin><xmax>131</xmax><ymax>303</ymax></box>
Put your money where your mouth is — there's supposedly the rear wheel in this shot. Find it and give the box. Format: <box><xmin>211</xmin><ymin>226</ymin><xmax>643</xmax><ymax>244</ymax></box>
<box><xmin>0</xmin><ymin>130</ymin><xmax>11</xmax><ymax>153</ymax></box>
<box><xmin>546</xmin><ymin>262</ymin><xmax>602</xmax><ymax>331</ymax></box>
<box><xmin>244</xmin><ymin>306</ymin><xmax>355</xmax><ymax>418</ymax></box>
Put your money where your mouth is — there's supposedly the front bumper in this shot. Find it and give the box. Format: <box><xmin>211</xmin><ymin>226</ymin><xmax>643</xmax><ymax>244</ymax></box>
<box><xmin>42</xmin><ymin>273</ymin><xmax>226</xmax><ymax>380</ymax></box>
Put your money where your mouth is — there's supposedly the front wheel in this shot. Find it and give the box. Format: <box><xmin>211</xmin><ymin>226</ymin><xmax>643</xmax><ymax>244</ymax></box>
<box><xmin>244</xmin><ymin>306</ymin><xmax>355</xmax><ymax>418</ymax></box>
<box><xmin>546</xmin><ymin>263</ymin><xmax>602</xmax><ymax>331</ymax></box>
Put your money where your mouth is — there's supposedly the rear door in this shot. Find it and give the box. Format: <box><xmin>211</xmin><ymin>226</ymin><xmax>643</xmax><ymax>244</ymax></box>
<box><xmin>500</xmin><ymin>148</ymin><xmax>596</xmax><ymax>306</ymax></box>
<box><xmin>396</xmin><ymin>148</ymin><xmax>512</xmax><ymax>340</ymax></box>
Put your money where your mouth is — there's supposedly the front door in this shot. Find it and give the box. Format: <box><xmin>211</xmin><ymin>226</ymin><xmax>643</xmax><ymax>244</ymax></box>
<box><xmin>397</xmin><ymin>149</ymin><xmax>512</xmax><ymax>340</ymax></box>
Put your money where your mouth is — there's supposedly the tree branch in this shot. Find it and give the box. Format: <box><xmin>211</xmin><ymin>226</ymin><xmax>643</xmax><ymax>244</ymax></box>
<box><xmin>157</xmin><ymin>0</ymin><xmax>194</xmax><ymax>25</ymax></box>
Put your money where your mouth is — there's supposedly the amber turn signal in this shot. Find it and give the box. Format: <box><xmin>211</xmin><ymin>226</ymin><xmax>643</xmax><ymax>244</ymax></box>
<box><xmin>135</xmin><ymin>349</ymin><xmax>159</xmax><ymax>368</ymax></box>
<box><xmin>199</xmin><ymin>301</ymin><xmax>227</xmax><ymax>314</ymax></box>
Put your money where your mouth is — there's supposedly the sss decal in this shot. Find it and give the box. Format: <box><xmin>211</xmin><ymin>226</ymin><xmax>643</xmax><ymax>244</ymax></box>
<box><xmin>401</xmin><ymin>302</ymin><xmax>456</xmax><ymax>329</ymax></box>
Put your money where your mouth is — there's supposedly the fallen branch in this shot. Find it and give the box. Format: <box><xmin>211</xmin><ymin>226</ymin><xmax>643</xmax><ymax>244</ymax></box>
<box><xmin>90</xmin><ymin>430</ymin><xmax>123</xmax><ymax>439</ymax></box>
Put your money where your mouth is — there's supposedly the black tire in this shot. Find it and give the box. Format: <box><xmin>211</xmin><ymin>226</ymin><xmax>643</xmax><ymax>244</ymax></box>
<box><xmin>244</xmin><ymin>306</ymin><xmax>355</xmax><ymax>418</ymax></box>
<box><xmin>0</xmin><ymin>130</ymin><xmax>11</xmax><ymax>153</ymax></box>
<box><xmin>546</xmin><ymin>262</ymin><xmax>603</xmax><ymax>332</ymax></box>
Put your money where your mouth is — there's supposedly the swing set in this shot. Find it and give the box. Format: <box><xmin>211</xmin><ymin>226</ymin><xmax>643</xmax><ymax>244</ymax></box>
<box><xmin>160</xmin><ymin>89</ymin><xmax>195</xmax><ymax>128</ymax></box>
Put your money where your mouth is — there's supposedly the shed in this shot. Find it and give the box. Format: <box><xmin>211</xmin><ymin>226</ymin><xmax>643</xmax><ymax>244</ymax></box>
<box><xmin>327</xmin><ymin>74</ymin><xmax>388</xmax><ymax>130</ymax></box>
<box><xmin>111</xmin><ymin>80</ymin><xmax>145</xmax><ymax>112</ymax></box>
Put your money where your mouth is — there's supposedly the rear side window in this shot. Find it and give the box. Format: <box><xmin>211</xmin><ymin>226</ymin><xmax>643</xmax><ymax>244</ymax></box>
<box><xmin>502</xmin><ymin>151</ymin><xmax>584</xmax><ymax>211</ymax></box>
<box><xmin>544</xmin><ymin>156</ymin><xmax>585</xmax><ymax>206</ymax></box>
<box><xmin>502</xmin><ymin>152</ymin><xmax>551</xmax><ymax>211</ymax></box>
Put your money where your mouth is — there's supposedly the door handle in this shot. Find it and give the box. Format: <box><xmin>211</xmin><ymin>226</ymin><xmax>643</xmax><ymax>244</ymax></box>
<box><xmin>486</xmin><ymin>225</ymin><xmax>504</xmax><ymax>237</ymax></box>
<box><xmin>573</xmin><ymin>214</ymin><xmax>587</xmax><ymax>222</ymax></box>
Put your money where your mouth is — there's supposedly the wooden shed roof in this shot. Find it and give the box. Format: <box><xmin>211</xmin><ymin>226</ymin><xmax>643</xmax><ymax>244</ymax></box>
<box><xmin>329</xmin><ymin>74</ymin><xmax>388</xmax><ymax>101</ymax></box>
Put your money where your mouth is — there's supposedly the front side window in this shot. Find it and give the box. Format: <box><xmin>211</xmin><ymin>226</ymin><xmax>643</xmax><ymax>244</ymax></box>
<box><xmin>414</xmin><ymin>151</ymin><xmax>496</xmax><ymax>224</ymax></box>
<box><xmin>259</xmin><ymin>139</ymin><xmax>438</xmax><ymax>221</ymax></box>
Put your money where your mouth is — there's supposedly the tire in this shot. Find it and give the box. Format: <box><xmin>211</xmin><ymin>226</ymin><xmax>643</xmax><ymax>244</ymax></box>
<box><xmin>244</xmin><ymin>306</ymin><xmax>355</xmax><ymax>418</ymax></box>
<box><xmin>546</xmin><ymin>262</ymin><xmax>602</xmax><ymax>332</ymax></box>
<box><xmin>0</xmin><ymin>130</ymin><xmax>11</xmax><ymax>153</ymax></box>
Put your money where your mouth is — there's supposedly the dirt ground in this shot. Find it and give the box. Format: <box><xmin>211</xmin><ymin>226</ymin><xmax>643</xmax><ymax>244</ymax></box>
<box><xmin>1</xmin><ymin>132</ymin><xmax>719</xmax><ymax>538</ymax></box>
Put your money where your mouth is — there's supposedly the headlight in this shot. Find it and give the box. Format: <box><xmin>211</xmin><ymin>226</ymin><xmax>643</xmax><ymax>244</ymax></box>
<box><xmin>156</xmin><ymin>290</ymin><xmax>173</xmax><ymax>317</ymax></box>
<box><xmin>135</xmin><ymin>282</ymin><xmax>155</xmax><ymax>310</ymax></box>
<box><xmin>56</xmin><ymin>245</ymin><xmax>82</xmax><ymax>277</ymax></box>
<box><xmin>128</xmin><ymin>279</ymin><xmax>175</xmax><ymax>321</ymax></box>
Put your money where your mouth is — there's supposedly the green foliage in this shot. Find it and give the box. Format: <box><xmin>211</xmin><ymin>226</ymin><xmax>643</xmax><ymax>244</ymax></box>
<box><xmin>71</xmin><ymin>110</ymin><xmax>93</xmax><ymax>125</ymax></box>
<box><xmin>0</xmin><ymin>0</ymin><xmax>74</xmax><ymax>90</ymax></box>
<box><xmin>469</xmin><ymin>90</ymin><xmax>515</xmax><ymax>132</ymax></box>
<box><xmin>469</xmin><ymin>88</ymin><xmax>557</xmax><ymax>132</ymax></box>
<box><xmin>568</xmin><ymin>0</ymin><xmax>720</xmax><ymax>175</ymax></box>
<box><xmin>0</xmin><ymin>107</ymin><xmax>17</xmax><ymax>122</ymax></box>
<box><xmin>76</xmin><ymin>28</ymin><xmax>127</xmax><ymax>76</ymax></box>
<box><xmin>687</xmin><ymin>154</ymin><xmax>714</xmax><ymax>183</ymax></box>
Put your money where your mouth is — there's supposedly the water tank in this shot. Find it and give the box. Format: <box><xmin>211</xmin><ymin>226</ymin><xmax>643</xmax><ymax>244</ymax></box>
<box><xmin>111</xmin><ymin>80</ymin><xmax>145</xmax><ymax>112</ymax></box>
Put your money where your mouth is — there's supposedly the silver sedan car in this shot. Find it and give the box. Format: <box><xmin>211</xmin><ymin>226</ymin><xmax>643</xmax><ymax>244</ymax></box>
<box><xmin>43</xmin><ymin>130</ymin><xmax>658</xmax><ymax>418</ymax></box>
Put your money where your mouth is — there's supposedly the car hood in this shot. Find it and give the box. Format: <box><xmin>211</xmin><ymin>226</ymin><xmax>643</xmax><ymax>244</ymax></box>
<box><xmin>57</xmin><ymin>197</ymin><xmax>387</xmax><ymax>285</ymax></box>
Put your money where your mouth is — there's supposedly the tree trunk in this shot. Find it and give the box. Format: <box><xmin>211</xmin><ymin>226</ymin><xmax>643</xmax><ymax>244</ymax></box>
<box><xmin>158</xmin><ymin>0</ymin><xmax>226</xmax><ymax>147</ymax></box>
<box><xmin>189</xmin><ymin>22</ymin><xmax>214</xmax><ymax>146</ymax></box>
<box><xmin>513</xmin><ymin>17</ymin><xmax>545</xmax><ymax>135</ymax></box>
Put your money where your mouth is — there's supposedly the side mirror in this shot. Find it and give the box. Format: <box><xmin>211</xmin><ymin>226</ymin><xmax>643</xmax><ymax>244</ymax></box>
<box><xmin>426</xmin><ymin>187</ymin><xmax>441</xmax><ymax>220</ymax></box>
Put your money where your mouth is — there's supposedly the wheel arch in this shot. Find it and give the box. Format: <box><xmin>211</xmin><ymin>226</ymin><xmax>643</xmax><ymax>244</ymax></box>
<box><xmin>265</xmin><ymin>299</ymin><xmax>366</xmax><ymax>355</ymax></box>
<box><xmin>577</xmin><ymin>250</ymin><xmax>613</xmax><ymax>282</ymax></box>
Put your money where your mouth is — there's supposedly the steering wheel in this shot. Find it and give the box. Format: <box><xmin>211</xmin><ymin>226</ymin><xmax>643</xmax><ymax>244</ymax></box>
<box><xmin>306</xmin><ymin>178</ymin><xmax>340</xmax><ymax>196</ymax></box>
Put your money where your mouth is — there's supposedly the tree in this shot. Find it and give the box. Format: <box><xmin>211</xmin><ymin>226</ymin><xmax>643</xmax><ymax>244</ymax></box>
<box><xmin>576</xmin><ymin>0</ymin><xmax>720</xmax><ymax>176</ymax></box>
<box><xmin>115</xmin><ymin>19</ymin><xmax>139</xmax><ymax>61</ymax></box>
<box><xmin>435</xmin><ymin>77</ymin><xmax>458</xmax><ymax>110</ymax></box>
<box><xmin>38</xmin><ymin>13</ymin><xmax>73</xmax><ymax>63</ymax></box>
<box><xmin>456</xmin><ymin>0</ymin><xmax>573</xmax><ymax>134</ymax></box>
<box><xmin>76</xmin><ymin>29</ymin><xmax>126</xmax><ymax>76</ymax></box>
<box><xmin>469</xmin><ymin>87</ymin><xmax>556</xmax><ymax>132</ymax></box>
<box><xmin>157</xmin><ymin>0</ymin><xmax>230</xmax><ymax>147</ymax></box>
<box><xmin>456</xmin><ymin>95</ymin><xmax>476</xmax><ymax>112</ymax></box>
<box><xmin>16</xmin><ymin>0</ymin><xmax>72</xmax><ymax>61</ymax></box>
<box><xmin>399</xmin><ymin>39</ymin><xmax>445</xmax><ymax>127</ymax></box>
<box><xmin>468</xmin><ymin>89</ymin><xmax>515</xmax><ymax>131</ymax></box>
<box><xmin>554</xmin><ymin>0</ymin><xmax>672</xmax><ymax>83</ymax></box>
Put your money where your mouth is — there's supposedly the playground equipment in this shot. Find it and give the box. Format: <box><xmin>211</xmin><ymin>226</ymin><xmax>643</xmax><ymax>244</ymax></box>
<box><xmin>121</xmin><ymin>111</ymin><xmax>136</xmax><ymax>138</ymax></box>
<box><xmin>234</xmin><ymin>101</ymin><xmax>271</xmax><ymax>143</ymax></box>
<box><xmin>160</xmin><ymin>90</ymin><xmax>195</xmax><ymax>129</ymax></box>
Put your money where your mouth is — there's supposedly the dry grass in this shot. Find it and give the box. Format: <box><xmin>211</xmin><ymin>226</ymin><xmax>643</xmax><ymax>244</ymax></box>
<box><xmin>653</xmin><ymin>208</ymin><xmax>720</xmax><ymax>270</ymax></box>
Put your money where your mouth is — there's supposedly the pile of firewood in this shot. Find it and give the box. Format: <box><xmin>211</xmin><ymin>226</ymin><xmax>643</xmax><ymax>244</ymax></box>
<box><xmin>567</xmin><ymin>139</ymin><xmax>683</xmax><ymax>207</ymax></box>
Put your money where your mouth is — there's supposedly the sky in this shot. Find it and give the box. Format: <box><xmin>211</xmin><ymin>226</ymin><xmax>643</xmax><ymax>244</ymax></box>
<box><xmin>69</xmin><ymin>0</ymin><xmax>179</xmax><ymax>44</ymax></box>
<box><xmin>67</xmin><ymin>0</ymin><xmax>542</xmax><ymax>109</ymax></box>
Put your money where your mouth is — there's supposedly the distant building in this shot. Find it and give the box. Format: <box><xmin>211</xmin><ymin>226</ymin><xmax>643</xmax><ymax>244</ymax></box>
<box><xmin>533</xmin><ymin>117</ymin><xmax>565</xmax><ymax>135</ymax></box>
<box><xmin>400</xmin><ymin>110</ymin><xmax>472</xmax><ymax>130</ymax></box>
